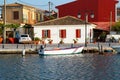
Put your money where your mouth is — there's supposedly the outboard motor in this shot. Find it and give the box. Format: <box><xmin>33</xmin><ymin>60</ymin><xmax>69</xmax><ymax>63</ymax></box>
<box><xmin>38</xmin><ymin>45</ymin><xmax>44</xmax><ymax>55</ymax></box>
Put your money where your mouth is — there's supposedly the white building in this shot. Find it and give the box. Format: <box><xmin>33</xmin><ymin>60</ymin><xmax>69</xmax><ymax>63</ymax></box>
<box><xmin>34</xmin><ymin>16</ymin><xmax>96</xmax><ymax>44</ymax></box>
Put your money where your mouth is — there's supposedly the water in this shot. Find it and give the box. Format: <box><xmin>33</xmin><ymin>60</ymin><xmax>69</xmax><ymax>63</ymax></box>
<box><xmin>0</xmin><ymin>54</ymin><xmax>120</xmax><ymax>80</ymax></box>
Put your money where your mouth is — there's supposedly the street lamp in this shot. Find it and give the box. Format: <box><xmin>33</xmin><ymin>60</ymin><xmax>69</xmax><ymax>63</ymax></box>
<box><xmin>3</xmin><ymin>0</ymin><xmax>6</xmax><ymax>43</ymax></box>
<box><xmin>109</xmin><ymin>11</ymin><xmax>112</xmax><ymax>34</ymax></box>
<box><xmin>78</xmin><ymin>12</ymin><xmax>94</xmax><ymax>47</ymax></box>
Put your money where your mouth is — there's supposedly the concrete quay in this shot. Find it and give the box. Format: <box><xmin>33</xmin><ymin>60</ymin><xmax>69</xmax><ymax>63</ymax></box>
<box><xmin>0</xmin><ymin>42</ymin><xmax>119</xmax><ymax>54</ymax></box>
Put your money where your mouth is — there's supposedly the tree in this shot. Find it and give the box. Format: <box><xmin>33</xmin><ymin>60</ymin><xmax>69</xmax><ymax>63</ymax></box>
<box><xmin>6</xmin><ymin>24</ymin><xmax>20</xmax><ymax>37</ymax></box>
<box><xmin>6</xmin><ymin>24</ymin><xmax>19</xmax><ymax>29</ymax></box>
<box><xmin>0</xmin><ymin>23</ymin><xmax>4</xmax><ymax>37</ymax></box>
<box><xmin>99</xmin><ymin>32</ymin><xmax>106</xmax><ymax>42</ymax></box>
<box><xmin>111</xmin><ymin>21</ymin><xmax>120</xmax><ymax>33</ymax></box>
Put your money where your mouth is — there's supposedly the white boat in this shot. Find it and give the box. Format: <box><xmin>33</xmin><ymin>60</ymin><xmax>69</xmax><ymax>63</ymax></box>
<box><xmin>38</xmin><ymin>46</ymin><xmax>84</xmax><ymax>55</ymax></box>
<box><xmin>111</xmin><ymin>46</ymin><xmax>120</xmax><ymax>53</ymax></box>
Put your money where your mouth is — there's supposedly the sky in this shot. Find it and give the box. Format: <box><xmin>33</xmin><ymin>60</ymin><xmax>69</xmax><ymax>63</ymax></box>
<box><xmin>0</xmin><ymin>0</ymin><xmax>75</xmax><ymax>10</ymax></box>
<box><xmin>0</xmin><ymin>0</ymin><xmax>120</xmax><ymax>11</ymax></box>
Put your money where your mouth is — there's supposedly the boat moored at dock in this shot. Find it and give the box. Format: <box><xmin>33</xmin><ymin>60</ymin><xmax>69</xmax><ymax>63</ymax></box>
<box><xmin>111</xmin><ymin>46</ymin><xmax>120</xmax><ymax>53</ymax></box>
<box><xmin>38</xmin><ymin>45</ymin><xmax>84</xmax><ymax>56</ymax></box>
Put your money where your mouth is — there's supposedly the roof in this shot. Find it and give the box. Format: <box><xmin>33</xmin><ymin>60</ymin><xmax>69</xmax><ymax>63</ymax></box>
<box><xmin>0</xmin><ymin>2</ymin><xmax>44</xmax><ymax>12</ymax></box>
<box><xmin>1</xmin><ymin>2</ymin><xmax>35</xmax><ymax>8</ymax></box>
<box><xmin>34</xmin><ymin>16</ymin><xmax>89</xmax><ymax>26</ymax></box>
<box><xmin>56</xmin><ymin>0</ymin><xmax>119</xmax><ymax>8</ymax></box>
<box><xmin>93</xmin><ymin>22</ymin><xmax>115</xmax><ymax>31</ymax></box>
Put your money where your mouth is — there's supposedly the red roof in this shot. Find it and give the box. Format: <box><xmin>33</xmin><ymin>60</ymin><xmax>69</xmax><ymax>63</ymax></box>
<box><xmin>92</xmin><ymin>22</ymin><xmax>115</xmax><ymax>31</ymax></box>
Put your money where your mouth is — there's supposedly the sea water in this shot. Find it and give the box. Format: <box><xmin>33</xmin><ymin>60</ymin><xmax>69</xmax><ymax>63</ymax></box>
<box><xmin>0</xmin><ymin>54</ymin><xmax>120</xmax><ymax>80</ymax></box>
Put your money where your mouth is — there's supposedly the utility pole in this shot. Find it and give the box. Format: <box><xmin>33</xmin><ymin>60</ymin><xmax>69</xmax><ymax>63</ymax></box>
<box><xmin>110</xmin><ymin>11</ymin><xmax>112</xmax><ymax>34</ymax></box>
<box><xmin>48</xmin><ymin>1</ymin><xmax>51</xmax><ymax>17</ymax></box>
<box><xmin>3</xmin><ymin>0</ymin><xmax>6</xmax><ymax>43</ymax></box>
<box><xmin>85</xmin><ymin>13</ymin><xmax>88</xmax><ymax>47</ymax></box>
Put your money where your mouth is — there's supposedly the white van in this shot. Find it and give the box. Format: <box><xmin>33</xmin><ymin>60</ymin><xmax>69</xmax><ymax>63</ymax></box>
<box><xmin>19</xmin><ymin>34</ymin><xmax>32</xmax><ymax>43</ymax></box>
<box><xmin>106</xmin><ymin>34</ymin><xmax>120</xmax><ymax>42</ymax></box>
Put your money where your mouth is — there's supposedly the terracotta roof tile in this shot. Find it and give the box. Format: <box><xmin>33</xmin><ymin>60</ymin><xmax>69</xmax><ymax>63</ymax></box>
<box><xmin>34</xmin><ymin>16</ymin><xmax>89</xmax><ymax>26</ymax></box>
<box><xmin>92</xmin><ymin>22</ymin><xmax>115</xmax><ymax>31</ymax></box>
<box><xmin>1</xmin><ymin>2</ymin><xmax>35</xmax><ymax>8</ymax></box>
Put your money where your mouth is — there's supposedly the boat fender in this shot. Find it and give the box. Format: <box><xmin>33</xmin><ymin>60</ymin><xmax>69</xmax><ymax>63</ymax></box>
<box><xmin>22</xmin><ymin>49</ymin><xmax>25</xmax><ymax>56</ymax></box>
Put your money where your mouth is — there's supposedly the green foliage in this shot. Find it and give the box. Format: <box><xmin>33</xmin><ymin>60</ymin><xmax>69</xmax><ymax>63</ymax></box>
<box><xmin>0</xmin><ymin>23</ymin><xmax>20</xmax><ymax>36</ymax></box>
<box><xmin>99</xmin><ymin>32</ymin><xmax>106</xmax><ymax>42</ymax></box>
<box><xmin>111</xmin><ymin>21</ymin><xmax>120</xmax><ymax>33</ymax></box>
<box><xmin>0</xmin><ymin>23</ymin><xmax>4</xmax><ymax>27</ymax></box>
<box><xmin>0</xmin><ymin>23</ymin><xmax>4</xmax><ymax>36</ymax></box>
<box><xmin>49</xmin><ymin>16</ymin><xmax>55</xmax><ymax>19</ymax></box>
<box><xmin>34</xmin><ymin>37</ymin><xmax>41</xmax><ymax>41</ymax></box>
<box><xmin>100</xmin><ymin>32</ymin><xmax>106</xmax><ymax>38</ymax></box>
<box><xmin>0</xmin><ymin>24</ymin><xmax>3</xmax><ymax>36</ymax></box>
<box><xmin>4</xmin><ymin>24</ymin><xmax>20</xmax><ymax>29</ymax></box>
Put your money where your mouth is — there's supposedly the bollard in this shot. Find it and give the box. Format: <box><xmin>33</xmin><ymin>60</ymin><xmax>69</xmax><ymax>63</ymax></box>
<box><xmin>24</xmin><ymin>44</ymin><xmax>25</xmax><ymax>49</ymax></box>
<box><xmin>58</xmin><ymin>43</ymin><xmax>60</xmax><ymax>48</ymax></box>
<box><xmin>2</xmin><ymin>44</ymin><xmax>4</xmax><ymax>49</ymax></box>
<box><xmin>22</xmin><ymin>49</ymin><xmax>25</xmax><ymax>56</ymax></box>
<box><xmin>109</xmin><ymin>42</ymin><xmax>111</xmax><ymax>47</ymax></box>
<box><xmin>71</xmin><ymin>44</ymin><xmax>74</xmax><ymax>48</ymax></box>
<box><xmin>31</xmin><ymin>44</ymin><xmax>32</xmax><ymax>48</ymax></box>
<box><xmin>99</xmin><ymin>45</ymin><xmax>104</xmax><ymax>55</ymax></box>
<box><xmin>16</xmin><ymin>44</ymin><xmax>18</xmax><ymax>49</ymax></box>
<box><xmin>36</xmin><ymin>44</ymin><xmax>37</xmax><ymax>50</ymax></box>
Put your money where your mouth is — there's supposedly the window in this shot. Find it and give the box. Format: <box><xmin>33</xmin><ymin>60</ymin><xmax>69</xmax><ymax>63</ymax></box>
<box><xmin>76</xmin><ymin>29</ymin><xmax>81</xmax><ymax>38</ymax></box>
<box><xmin>59</xmin><ymin>29</ymin><xmax>66</xmax><ymax>38</ymax></box>
<box><xmin>13</xmin><ymin>11</ymin><xmax>19</xmax><ymax>20</ymax></box>
<box><xmin>42</xmin><ymin>30</ymin><xmax>51</xmax><ymax>38</ymax></box>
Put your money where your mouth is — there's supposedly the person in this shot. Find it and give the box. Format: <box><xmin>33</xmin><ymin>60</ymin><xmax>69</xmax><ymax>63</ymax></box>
<box><xmin>40</xmin><ymin>45</ymin><xmax>44</xmax><ymax>49</ymax></box>
<box><xmin>38</xmin><ymin>45</ymin><xmax>44</xmax><ymax>55</ymax></box>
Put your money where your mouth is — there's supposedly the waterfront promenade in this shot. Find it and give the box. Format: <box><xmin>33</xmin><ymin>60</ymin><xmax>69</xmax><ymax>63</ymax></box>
<box><xmin>0</xmin><ymin>42</ymin><xmax>119</xmax><ymax>54</ymax></box>
<box><xmin>0</xmin><ymin>42</ymin><xmax>119</xmax><ymax>49</ymax></box>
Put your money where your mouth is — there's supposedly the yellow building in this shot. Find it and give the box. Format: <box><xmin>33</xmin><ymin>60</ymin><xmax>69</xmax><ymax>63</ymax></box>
<box><xmin>0</xmin><ymin>2</ymin><xmax>44</xmax><ymax>25</ymax></box>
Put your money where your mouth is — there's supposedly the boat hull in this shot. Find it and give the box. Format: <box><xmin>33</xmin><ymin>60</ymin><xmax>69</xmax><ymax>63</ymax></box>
<box><xmin>111</xmin><ymin>46</ymin><xmax>120</xmax><ymax>53</ymax></box>
<box><xmin>38</xmin><ymin>46</ymin><xmax>84</xmax><ymax>55</ymax></box>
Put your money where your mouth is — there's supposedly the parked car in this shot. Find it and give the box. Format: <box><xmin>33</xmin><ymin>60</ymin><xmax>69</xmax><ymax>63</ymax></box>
<box><xmin>19</xmin><ymin>34</ymin><xmax>32</xmax><ymax>43</ymax></box>
<box><xmin>105</xmin><ymin>34</ymin><xmax>120</xmax><ymax>42</ymax></box>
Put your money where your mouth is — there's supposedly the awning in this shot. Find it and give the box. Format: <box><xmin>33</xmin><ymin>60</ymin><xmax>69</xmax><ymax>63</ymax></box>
<box><xmin>92</xmin><ymin>22</ymin><xmax>115</xmax><ymax>31</ymax></box>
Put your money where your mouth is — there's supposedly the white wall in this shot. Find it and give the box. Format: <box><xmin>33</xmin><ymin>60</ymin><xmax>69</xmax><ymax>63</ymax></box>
<box><xmin>34</xmin><ymin>25</ymin><xmax>95</xmax><ymax>44</ymax></box>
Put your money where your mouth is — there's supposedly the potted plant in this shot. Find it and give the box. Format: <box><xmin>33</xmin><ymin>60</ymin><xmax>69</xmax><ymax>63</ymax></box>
<box><xmin>0</xmin><ymin>37</ymin><xmax>3</xmax><ymax>43</ymax></box>
<box><xmin>48</xmin><ymin>39</ymin><xmax>53</xmax><ymax>44</ymax></box>
<box><xmin>8</xmin><ymin>37</ymin><xmax>15</xmax><ymax>44</ymax></box>
<box><xmin>34</xmin><ymin>37</ymin><xmax>41</xmax><ymax>44</ymax></box>
<box><xmin>73</xmin><ymin>38</ymin><xmax>78</xmax><ymax>44</ymax></box>
<box><xmin>59</xmin><ymin>39</ymin><xmax>64</xmax><ymax>44</ymax></box>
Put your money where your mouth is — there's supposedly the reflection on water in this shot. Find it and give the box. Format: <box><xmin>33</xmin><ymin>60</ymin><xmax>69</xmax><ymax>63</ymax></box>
<box><xmin>0</xmin><ymin>54</ymin><xmax>120</xmax><ymax>80</ymax></box>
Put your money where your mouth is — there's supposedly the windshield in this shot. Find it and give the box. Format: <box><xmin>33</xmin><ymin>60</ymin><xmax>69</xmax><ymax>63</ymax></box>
<box><xmin>21</xmin><ymin>35</ymin><xmax>28</xmax><ymax>37</ymax></box>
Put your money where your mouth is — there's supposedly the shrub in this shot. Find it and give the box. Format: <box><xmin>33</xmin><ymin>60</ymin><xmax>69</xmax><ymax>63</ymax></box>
<box><xmin>34</xmin><ymin>37</ymin><xmax>41</xmax><ymax>41</ymax></box>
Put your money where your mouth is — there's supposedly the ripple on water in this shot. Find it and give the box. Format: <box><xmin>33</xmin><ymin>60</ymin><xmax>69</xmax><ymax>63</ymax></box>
<box><xmin>0</xmin><ymin>54</ymin><xmax>120</xmax><ymax>80</ymax></box>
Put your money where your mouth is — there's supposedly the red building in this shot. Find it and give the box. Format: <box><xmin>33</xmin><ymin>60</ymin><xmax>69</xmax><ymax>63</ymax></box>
<box><xmin>56</xmin><ymin>0</ymin><xmax>118</xmax><ymax>22</ymax></box>
<box><xmin>56</xmin><ymin>0</ymin><xmax>119</xmax><ymax>41</ymax></box>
